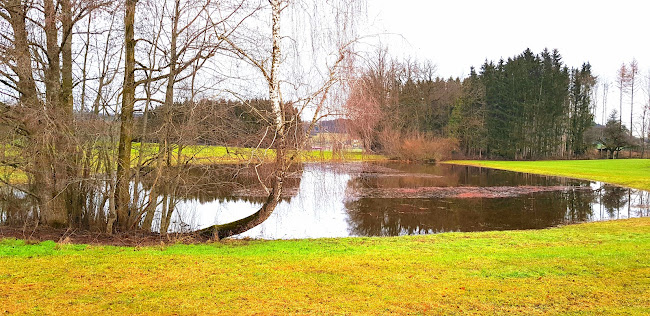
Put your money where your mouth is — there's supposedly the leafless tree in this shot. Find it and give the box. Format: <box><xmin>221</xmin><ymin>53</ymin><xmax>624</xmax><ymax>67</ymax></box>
<box><xmin>628</xmin><ymin>59</ymin><xmax>639</xmax><ymax>157</ymax></box>
<box><xmin>113</xmin><ymin>0</ymin><xmax>246</xmax><ymax>233</ymax></box>
<box><xmin>199</xmin><ymin>0</ymin><xmax>366</xmax><ymax>239</ymax></box>
<box><xmin>0</xmin><ymin>0</ymin><xmax>106</xmax><ymax>227</ymax></box>
<box><xmin>616</xmin><ymin>63</ymin><xmax>630</xmax><ymax>128</ymax></box>
<box><xmin>344</xmin><ymin>47</ymin><xmax>399</xmax><ymax>152</ymax></box>
<box><xmin>601</xmin><ymin>80</ymin><xmax>609</xmax><ymax>125</ymax></box>
<box><xmin>112</xmin><ymin>0</ymin><xmax>136</xmax><ymax>232</ymax></box>
<box><xmin>1</xmin><ymin>0</ymin><xmax>365</xmax><ymax>236</ymax></box>
<box><xmin>641</xmin><ymin>70</ymin><xmax>650</xmax><ymax>158</ymax></box>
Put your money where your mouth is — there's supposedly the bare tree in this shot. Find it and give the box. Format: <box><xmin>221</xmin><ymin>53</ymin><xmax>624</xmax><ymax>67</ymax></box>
<box><xmin>616</xmin><ymin>63</ymin><xmax>630</xmax><ymax>127</ymax></box>
<box><xmin>1</xmin><ymin>0</ymin><xmax>364</xmax><ymax>235</ymax></box>
<box><xmin>199</xmin><ymin>0</ymin><xmax>365</xmax><ymax>239</ymax></box>
<box><xmin>344</xmin><ymin>47</ymin><xmax>400</xmax><ymax>152</ymax></box>
<box><xmin>113</xmin><ymin>0</ymin><xmax>229</xmax><ymax>233</ymax></box>
<box><xmin>628</xmin><ymin>59</ymin><xmax>639</xmax><ymax>157</ymax></box>
<box><xmin>591</xmin><ymin>80</ymin><xmax>599</xmax><ymax>120</ymax></box>
<box><xmin>641</xmin><ymin>70</ymin><xmax>650</xmax><ymax>158</ymax></box>
<box><xmin>1</xmin><ymin>0</ymin><xmax>103</xmax><ymax>227</ymax></box>
<box><xmin>345</xmin><ymin>72</ymin><xmax>384</xmax><ymax>152</ymax></box>
<box><xmin>112</xmin><ymin>0</ymin><xmax>137</xmax><ymax>232</ymax></box>
<box><xmin>601</xmin><ymin>80</ymin><xmax>609</xmax><ymax>125</ymax></box>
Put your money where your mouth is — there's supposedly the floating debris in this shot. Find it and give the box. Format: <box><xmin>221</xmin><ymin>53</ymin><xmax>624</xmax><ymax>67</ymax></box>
<box><xmin>349</xmin><ymin>186</ymin><xmax>591</xmax><ymax>199</ymax></box>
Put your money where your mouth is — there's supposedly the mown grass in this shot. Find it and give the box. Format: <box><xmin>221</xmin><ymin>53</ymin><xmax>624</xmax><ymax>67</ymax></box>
<box><xmin>445</xmin><ymin>159</ymin><xmax>650</xmax><ymax>191</ymax></box>
<box><xmin>1</xmin><ymin>218</ymin><xmax>649</xmax><ymax>314</ymax></box>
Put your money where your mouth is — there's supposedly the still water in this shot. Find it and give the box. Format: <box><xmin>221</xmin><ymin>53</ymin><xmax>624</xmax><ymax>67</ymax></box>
<box><xmin>160</xmin><ymin>163</ymin><xmax>650</xmax><ymax>239</ymax></box>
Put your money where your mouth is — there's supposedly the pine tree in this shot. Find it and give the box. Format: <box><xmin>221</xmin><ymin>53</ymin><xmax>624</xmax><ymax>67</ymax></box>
<box><xmin>568</xmin><ymin>63</ymin><xmax>596</xmax><ymax>156</ymax></box>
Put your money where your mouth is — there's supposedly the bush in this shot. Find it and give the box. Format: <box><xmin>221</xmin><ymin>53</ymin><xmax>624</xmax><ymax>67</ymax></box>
<box><xmin>380</xmin><ymin>132</ymin><xmax>458</xmax><ymax>162</ymax></box>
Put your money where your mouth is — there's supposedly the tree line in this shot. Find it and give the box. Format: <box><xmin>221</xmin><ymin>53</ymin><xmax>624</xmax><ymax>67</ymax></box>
<box><xmin>137</xmin><ymin>99</ymin><xmax>302</xmax><ymax>149</ymax></box>
<box><xmin>346</xmin><ymin>48</ymin><xmax>603</xmax><ymax>160</ymax></box>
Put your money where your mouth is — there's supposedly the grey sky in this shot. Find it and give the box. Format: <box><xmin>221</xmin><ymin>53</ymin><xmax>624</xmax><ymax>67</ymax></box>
<box><xmin>367</xmin><ymin>0</ymin><xmax>650</xmax><ymax>126</ymax></box>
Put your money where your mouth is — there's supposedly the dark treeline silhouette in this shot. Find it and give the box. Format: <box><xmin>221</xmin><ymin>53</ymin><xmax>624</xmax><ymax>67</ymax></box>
<box><xmin>137</xmin><ymin>99</ymin><xmax>302</xmax><ymax>148</ymax></box>
<box><xmin>347</xmin><ymin>48</ymin><xmax>598</xmax><ymax>160</ymax></box>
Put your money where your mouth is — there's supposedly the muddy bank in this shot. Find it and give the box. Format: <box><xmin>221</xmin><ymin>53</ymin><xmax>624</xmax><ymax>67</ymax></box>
<box><xmin>0</xmin><ymin>226</ymin><xmax>212</xmax><ymax>246</ymax></box>
<box><xmin>231</xmin><ymin>187</ymin><xmax>300</xmax><ymax>198</ymax></box>
<box><xmin>357</xmin><ymin>172</ymin><xmax>443</xmax><ymax>179</ymax></box>
<box><xmin>349</xmin><ymin>185</ymin><xmax>591</xmax><ymax>199</ymax></box>
<box><xmin>318</xmin><ymin>163</ymin><xmax>404</xmax><ymax>175</ymax></box>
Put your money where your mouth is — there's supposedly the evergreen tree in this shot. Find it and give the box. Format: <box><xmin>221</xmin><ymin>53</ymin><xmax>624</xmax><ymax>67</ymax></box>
<box><xmin>449</xmin><ymin>67</ymin><xmax>486</xmax><ymax>156</ymax></box>
<box><xmin>568</xmin><ymin>63</ymin><xmax>596</xmax><ymax>156</ymax></box>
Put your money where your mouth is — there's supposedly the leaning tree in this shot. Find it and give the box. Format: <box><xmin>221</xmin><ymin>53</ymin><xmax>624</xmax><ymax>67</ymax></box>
<box><xmin>200</xmin><ymin>0</ymin><xmax>366</xmax><ymax>239</ymax></box>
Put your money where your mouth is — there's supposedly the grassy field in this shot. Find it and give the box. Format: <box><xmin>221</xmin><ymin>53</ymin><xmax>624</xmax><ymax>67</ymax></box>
<box><xmin>1</xmin><ymin>218</ymin><xmax>649</xmax><ymax>314</ymax></box>
<box><xmin>165</xmin><ymin>143</ymin><xmax>386</xmax><ymax>164</ymax></box>
<box><xmin>0</xmin><ymin>143</ymin><xmax>385</xmax><ymax>184</ymax></box>
<box><xmin>0</xmin><ymin>166</ymin><xmax>27</xmax><ymax>184</ymax></box>
<box><xmin>445</xmin><ymin>159</ymin><xmax>650</xmax><ymax>191</ymax></box>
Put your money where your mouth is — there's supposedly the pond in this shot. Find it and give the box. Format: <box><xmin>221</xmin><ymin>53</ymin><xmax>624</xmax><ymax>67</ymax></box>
<box><xmin>158</xmin><ymin>162</ymin><xmax>650</xmax><ymax>239</ymax></box>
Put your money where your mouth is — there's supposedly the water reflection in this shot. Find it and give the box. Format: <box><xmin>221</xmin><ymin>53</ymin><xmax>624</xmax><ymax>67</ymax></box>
<box><xmin>165</xmin><ymin>163</ymin><xmax>648</xmax><ymax>239</ymax></box>
<box><xmin>0</xmin><ymin>187</ymin><xmax>34</xmax><ymax>226</ymax></box>
<box><xmin>1</xmin><ymin>162</ymin><xmax>649</xmax><ymax>239</ymax></box>
<box><xmin>344</xmin><ymin>191</ymin><xmax>597</xmax><ymax>236</ymax></box>
<box><xmin>600</xmin><ymin>185</ymin><xmax>628</xmax><ymax>218</ymax></box>
<box><xmin>142</xmin><ymin>164</ymin><xmax>303</xmax><ymax>234</ymax></box>
<box><xmin>167</xmin><ymin>164</ymin><xmax>352</xmax><ymax>238</ymax></box>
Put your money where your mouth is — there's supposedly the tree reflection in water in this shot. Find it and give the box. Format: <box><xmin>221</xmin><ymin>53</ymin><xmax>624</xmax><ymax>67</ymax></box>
<box><xmin>343</xmin><ymin>163</ymin><xmax>642</xmax><ymax>237</ymax></box>
<box><xmin>1</xmin><ymin>163</ymin><xmax>648</xmax><ymax>238</ymax></box>
<box><xmin>344</xmin><ymin>191</ymin><xmax>598</xmax><ymax>236</ymax></box>
<box><xmin>599</xmin><ymin>185</ymin><xmax>629</xmax><ymax>219</ymax></box>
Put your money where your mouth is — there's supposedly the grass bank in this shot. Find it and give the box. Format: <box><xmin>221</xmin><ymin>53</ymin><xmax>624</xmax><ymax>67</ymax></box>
<box><xmin>445</xmin><ymin>159</ymin><xmax>650</xmax><ymax>191</ymax></box>
<box><xmin>1</xmin><ymin>218</ymin><xmax>649</xmax><ymax>314</ymax></box>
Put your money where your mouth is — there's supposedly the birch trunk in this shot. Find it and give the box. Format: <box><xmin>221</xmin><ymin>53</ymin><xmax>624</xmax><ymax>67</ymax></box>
<box><xmin>200</xmin><ymin>0</ymin><xmax>286</xmax><ymax>239</ymax></box>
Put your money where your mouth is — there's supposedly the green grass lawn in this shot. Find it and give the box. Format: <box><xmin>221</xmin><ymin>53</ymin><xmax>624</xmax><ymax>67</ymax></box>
<box><xmin>1</xmin><ymin>218</ymin><xmax>649</xmax><ymax>314</ymax></box>
<box><xmin>445</xmin><ymin>159</ymin><xmax>650</xmax><ymax>191</ymax></box>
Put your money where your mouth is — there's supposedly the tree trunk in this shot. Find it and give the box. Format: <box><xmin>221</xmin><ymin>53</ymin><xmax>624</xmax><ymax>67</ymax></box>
<box><xmin>61</xmin><ymin>0</ymin><xmax>73</xmax><ymax>115</ymax></box>
<box><xmin>44</xmin><ymin>0</ymin><xmax>61</xmax><ymax>110</ymax></box>
<box><xmin>199</xmin><ymin>164</ymin><xmax>284</xmax><ymax>239</ymax></box>
<box><xmin>200</xmin><ymin>0</ymin><xmax>286</xmax><ymax>239</ymax></box>
<box><xmin>6</xmin><ymin>0</ymin><xmax>39</xmax><ymax>107</ymax></box>
<box><xmin>7</xmin><ymin>0</ymin><xmax>68</xmax><ymax>226</ymax></box>
<box><xmin>60</xmin><ymin>0</ymin><xmax>84</xmax><ymax>225</ymax></box>
<box><xmin>114</xmin><ymin>0</ymin><xmax>137</xmax><ymax>232</ymax></box>
<box><xmin>629</xmin><ymin>82</ymin><xmax>634</xmax><ymax>158</ymax></box>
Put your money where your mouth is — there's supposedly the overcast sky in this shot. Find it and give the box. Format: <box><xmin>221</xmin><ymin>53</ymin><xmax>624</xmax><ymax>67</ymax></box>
<box><xmin>366</xmin><ymin>0</ymin><xmax>650</xmax><ymax>125</ymax></box>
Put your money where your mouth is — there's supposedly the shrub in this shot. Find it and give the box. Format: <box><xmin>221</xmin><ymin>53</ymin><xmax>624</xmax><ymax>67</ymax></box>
<box><xmin>381</xmin><ymin>132</ymin><xmax>458</xmax><ymax>162</ymax></box>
